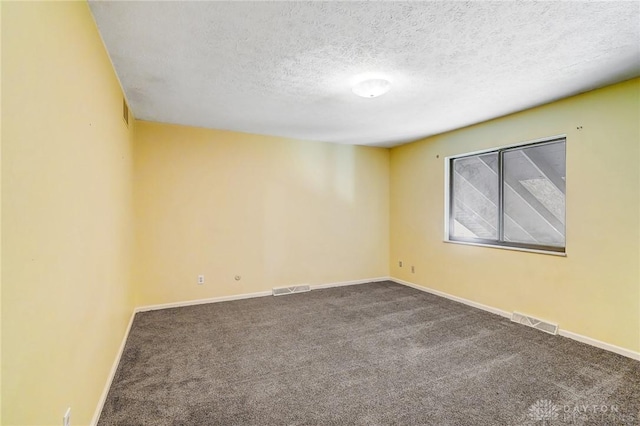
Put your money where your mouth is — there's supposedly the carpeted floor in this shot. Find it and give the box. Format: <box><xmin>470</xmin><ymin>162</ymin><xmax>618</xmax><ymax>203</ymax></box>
<box><xmin>98</xmin><ymin>281</ymin><xmax>639</xmax><ymax>425</ymax></box>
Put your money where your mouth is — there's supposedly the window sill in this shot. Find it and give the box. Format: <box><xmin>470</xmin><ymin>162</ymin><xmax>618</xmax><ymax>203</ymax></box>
<box><xmin>443</xmin><ymin>239</ymin><xmax>567</xmax><ymax>257</ymax></box>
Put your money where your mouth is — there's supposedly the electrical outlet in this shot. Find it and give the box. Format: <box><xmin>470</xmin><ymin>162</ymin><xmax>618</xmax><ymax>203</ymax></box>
<box><xmin>197</xmin><ymin>275</ymin><xmax>205</xmax><ymax>285</ymax></box>
<box><xmin>411</xmin><ymin>266</ymin><xmax>415</xmax><ymax>273</ymax></box>
<box><xmin>63</xmin><ymin>408</ymin><xmax>71</xmax><ymax>426</ymax></box>
<box><xmin>399</xmin><ymin>260</ymin><xmax>403</xmax><ymax>267</ymax></box>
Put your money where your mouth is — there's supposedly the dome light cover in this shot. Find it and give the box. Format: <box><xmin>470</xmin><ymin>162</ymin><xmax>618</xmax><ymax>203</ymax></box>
<box><xmin>352</xmin><ymin>78</ymin><xmax>391</xmax><ymax>98</ymax></box>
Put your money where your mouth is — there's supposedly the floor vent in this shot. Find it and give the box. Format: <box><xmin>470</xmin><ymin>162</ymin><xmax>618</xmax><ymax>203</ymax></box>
<box><xmin>272</xmin><ymin>285</ymin><xmax>311</xmax><ymax>296</ymax></box>
<box><xmin>511</xmin><ymin>312</ymin><xmax>558</xmax><ymax>335</ymax></box>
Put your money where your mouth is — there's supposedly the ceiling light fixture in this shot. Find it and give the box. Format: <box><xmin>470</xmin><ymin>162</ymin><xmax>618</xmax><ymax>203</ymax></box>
<box><xmin>352</xmin><ymin>78</ymin><xmax>391</xmax><ymax>98</ymax></box>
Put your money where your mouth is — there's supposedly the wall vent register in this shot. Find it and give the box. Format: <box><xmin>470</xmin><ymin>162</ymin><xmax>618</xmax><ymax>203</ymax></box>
<box><xmin>123</xmin><ymin>97</ymin><xmax>129</xmax><ymax>126</ymax></box>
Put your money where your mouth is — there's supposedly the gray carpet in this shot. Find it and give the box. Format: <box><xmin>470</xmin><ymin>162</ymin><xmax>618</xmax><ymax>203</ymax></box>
<box><xmin>98</xmin><ymin>281</ymin><xmax>639</xmax><ymax>425</ymax></box>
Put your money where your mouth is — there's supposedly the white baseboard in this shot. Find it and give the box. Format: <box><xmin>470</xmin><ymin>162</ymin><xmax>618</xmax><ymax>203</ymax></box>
<box><xmin>558</xmin><ymin>329</ymin><xmax>640</xmax><ymax>361</ymax></box>
<box><xmin>135</xmin><ymin>290</ymin><xmax>272</xmax><ymax>313</ymax></box>
<box><xmin>390</xmin><ymin>277</ymin><xmax>640</xmax><ymax>361</ymax></box>
<box><xmin>135</xmin><ymin>277</ymin><xmax>391</xmax><ymax>312</ymax></box>
<box><xmin>91</xmin><ymin>310</ymin><xmax>136</xmax><ymax>426</ymax></box>
<box><xmin>391</xmin><ymin>277</ymin><xmax>511</xmax><ymax>319</ymax></box>
<box><xmin>310</xmin><ymin>276</ymin><xmax>390</xmax><ymax>290</ymax></box>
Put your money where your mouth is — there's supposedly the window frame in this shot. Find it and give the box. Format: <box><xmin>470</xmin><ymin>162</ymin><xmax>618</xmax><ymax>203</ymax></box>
<box><xmin>444</xmin><ymin>135</ymin><xmax>567</xmax><ymax>256</ymax></box>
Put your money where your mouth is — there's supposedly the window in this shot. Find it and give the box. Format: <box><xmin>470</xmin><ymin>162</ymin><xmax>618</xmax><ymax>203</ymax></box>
<box><xmin>446</xmin><ymin>137</ymin><xmax>566</xmax><ymax>253</ymax></box>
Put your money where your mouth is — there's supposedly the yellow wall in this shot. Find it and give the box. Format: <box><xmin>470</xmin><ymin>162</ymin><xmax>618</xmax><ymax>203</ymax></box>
<box><xmin>2</xmin><ymin>2</ymin><xmax>135</xmax><ymax>425</ymax></box>
<box><xmin>133</xmin><ymin>122</ymin><xmax>389</xmax><ymax>306</ymax></box>
<box><xmin>390</xmin><ymin>78</ymin><xmax>640</xmax><ymax>353</ymax></box>
<box><xmin>0</xmin><ymin>1</ymin><xmax>4</xmax><ymax>422</ymax></box>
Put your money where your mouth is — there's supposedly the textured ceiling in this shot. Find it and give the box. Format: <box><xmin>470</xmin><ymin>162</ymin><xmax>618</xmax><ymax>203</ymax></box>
<box><xmin>89</xmin><ymin>1</ymin><xmax>640</xmax><ymax>147</ymax></box>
